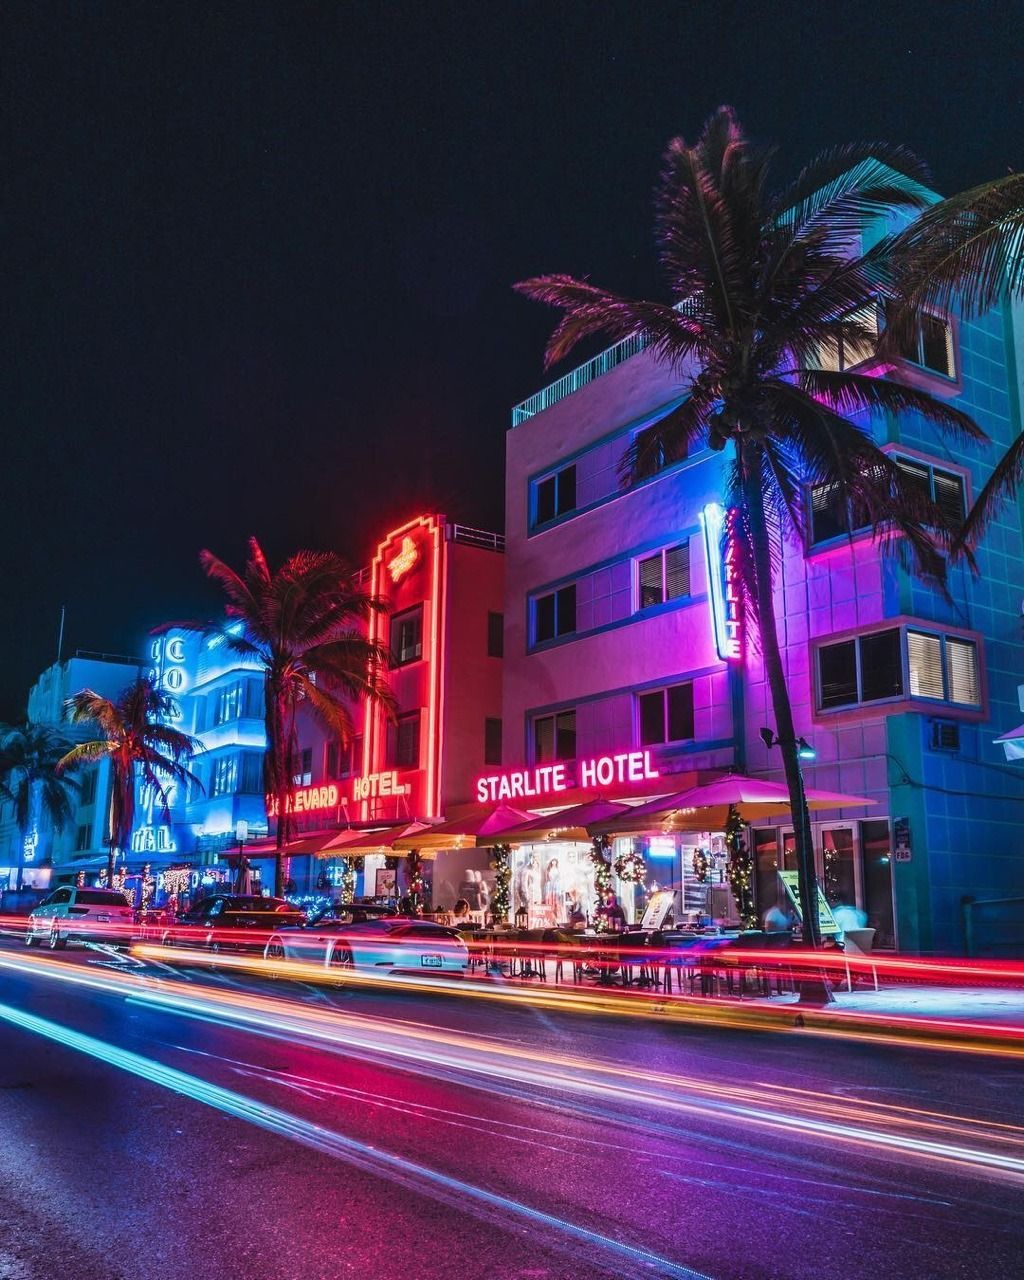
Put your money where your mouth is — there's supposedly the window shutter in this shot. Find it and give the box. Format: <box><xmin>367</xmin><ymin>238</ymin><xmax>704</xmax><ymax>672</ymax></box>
<box><xmin>638</xmin><ymin>554</ymin><xmax>663</xmax><ymax>608</ymax></box>
<box><xmin>945</xmin><ymin>637</ymin><xmax>980</xmax><ymax>706</ymax></box>
<box><xmin>859</xmin><ymin>629</ymin><xmax>904</xmax><ymax>702</ymax></box>
<box><xmin>933</xmin><ymin>469</ymin><xmax>965</xmax><ymax>527</ymax></box>
<box><xmin>818</xmin><ymin>640</ymin><xmax>858</xmax><ymax>708</ymax></box>
<box><xmin>907</xmin><ymin>631</ymin><xmax>944</xmax><ymax>699</ymax></box>
<box><xmin>638</xmin><ymin>692</ymin><xmax>666</xmax><ymax>746</ymax></box>
<box><xmin>664</xmin><ymin>544</ymin><xmax>690</xmax><ymax>600</ymax></box>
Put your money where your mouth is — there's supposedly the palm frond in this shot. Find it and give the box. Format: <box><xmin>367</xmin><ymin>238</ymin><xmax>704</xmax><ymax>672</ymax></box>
<box><xmin>797</xmin><ymin>367</ymin><xmax>989</xmax><ymax>445</ymax></box>
<box><xmin>890</xmin><ymin>171</ymin><xmax>1024</xmax><ymax>316</ymax></box>
<box><xmin>957</xmin><ymin>428</ymin><xmax>1024</xmax><ymax>549</ymax></box>
<box><xmin>57</xmin><ymin>740</ymin><xmax>115</xmax><ymax>773</ymax></box>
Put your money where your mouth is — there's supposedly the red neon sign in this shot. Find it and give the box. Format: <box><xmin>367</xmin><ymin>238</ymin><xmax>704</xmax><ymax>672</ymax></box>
<box><xmin>387</xmin><ymin>535</ymin><xmax>419</xmax><ymax>582</ymax></box>
<box><xmin>266</xmin><ymin>784</ymin><xmax>339</xmax><ymax>818</ymax></box>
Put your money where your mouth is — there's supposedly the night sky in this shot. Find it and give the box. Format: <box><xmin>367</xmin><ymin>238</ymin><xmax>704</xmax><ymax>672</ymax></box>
<box><xmin>2</xmin><ymin>1</ymin><xmax>1021</xmax><ymax>719</ymax></box>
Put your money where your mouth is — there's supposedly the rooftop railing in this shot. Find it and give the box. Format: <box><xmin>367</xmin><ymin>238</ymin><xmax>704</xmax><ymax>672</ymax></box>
<box><xmin>511</xmin><ymin>332</ymin><xmax>647</xmax><ymax>426</ymax></box>
<box><xmin>448</xmin><ymin>524</ymin><xmax>505</xmax><ymax>552</ymax></box>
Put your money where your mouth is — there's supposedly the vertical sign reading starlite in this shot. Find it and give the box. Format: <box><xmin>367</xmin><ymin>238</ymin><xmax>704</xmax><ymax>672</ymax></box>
<box><xmin>701</xmin><ymin>502</ymin><xmax>743</xmax><ymax>662</ymax></box>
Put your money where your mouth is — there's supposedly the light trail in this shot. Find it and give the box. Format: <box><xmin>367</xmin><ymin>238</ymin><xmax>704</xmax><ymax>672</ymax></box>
<box><xmin>130</xmin><ymin>941</ymin><xmax>1024</xmax><ymax>1060</ymax></box>
<box><xmin>3</xmin><ymin>947</ymin><xmax>1024</xmax><ymax>1185</ymax></box>
<box><xmin>0</xmin><ymin>998</ymin><xmax>712</xmax><ymax>1280</ymax></box>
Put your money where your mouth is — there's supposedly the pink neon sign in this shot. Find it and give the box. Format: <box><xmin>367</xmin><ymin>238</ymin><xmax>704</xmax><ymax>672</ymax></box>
<box><xmin>475</xmin><ymin>750</ymin><xmax>659</xmax><ymax>804</ymax></box>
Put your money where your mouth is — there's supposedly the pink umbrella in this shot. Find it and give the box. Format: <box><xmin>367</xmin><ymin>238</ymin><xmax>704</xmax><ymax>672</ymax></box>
<box><xmin>496</xmin><ymin>798</ymin><xmax>633</xmax><ymax>845</ymax></box>
<box><xmin>391</xmin><ymin>803</ymin><xmax>543</xmax><ymax>849</ymax></box>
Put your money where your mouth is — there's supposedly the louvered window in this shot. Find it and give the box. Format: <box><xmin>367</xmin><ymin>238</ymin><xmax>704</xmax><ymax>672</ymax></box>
<box><xmin>945</xmin><ymin>637</ymin><xmax>980</xmax><ymax>706</ymax></box>
<box><xmin>637</xmin><ymin>542</ymin><xmax>690</xmax><ymax>610</ymax></box>
<box><xmin>907</xmin><ymin>631</ymin><xmax>944</xmax><ymax>700</ymax></box>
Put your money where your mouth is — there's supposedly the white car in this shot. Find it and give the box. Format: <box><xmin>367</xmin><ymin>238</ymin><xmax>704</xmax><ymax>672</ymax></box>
<box><xmin>25</xmin><ymin>886</ymin><xmax>137</xmax><ymax>949</ymax></box>
<box><xmin>264</xmin><ymin>910</ymin><xmax>469</xmax><ymax>977</ymax></box>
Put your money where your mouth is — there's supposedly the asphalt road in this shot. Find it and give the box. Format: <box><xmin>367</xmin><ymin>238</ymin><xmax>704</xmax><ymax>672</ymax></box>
<box><xmin>0</xmin><ymin>937</ymin><xmax>1022</xmax><ymax>1280</ymax></box>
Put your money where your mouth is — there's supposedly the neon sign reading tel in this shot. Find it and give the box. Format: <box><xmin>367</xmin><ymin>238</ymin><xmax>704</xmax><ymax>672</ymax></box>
<box><xmin>476</xmin><ymin>750</ymin><xmax>659</xmax><ymax>803</ymax></box>
<box><xmin>701</xmin><ymin>502</ymin><xmax>743</xmax><ymax>662</ymax></box>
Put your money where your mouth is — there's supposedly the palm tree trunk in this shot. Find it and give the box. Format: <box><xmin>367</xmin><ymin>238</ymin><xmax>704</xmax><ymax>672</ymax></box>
<box><xmin>741</xmin><ymin>449</ymin><xmax>823</xmax><ymax>949</ymax></box>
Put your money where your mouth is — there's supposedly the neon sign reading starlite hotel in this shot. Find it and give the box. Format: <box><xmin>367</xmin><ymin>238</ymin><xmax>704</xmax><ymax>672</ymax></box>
<box><xmin>476</xmin><ymin>750</ymin><xmax>659</xmax><ymax>803</ymax></box>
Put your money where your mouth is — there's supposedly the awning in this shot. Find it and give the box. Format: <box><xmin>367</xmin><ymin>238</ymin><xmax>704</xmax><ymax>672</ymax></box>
<box><xmin>495</xmin><ymin>799</ymin><xmax>633</xmax><ymax>845</ymax></box>
<box><xmin>392</xmin><ymin>804</ymin><xmax>542</xmax><ymax>851</ymax></box>
<box><xmin>995</xmin><ymin>723</ymin><xmax>1024</xmax><ymax>761</ymax></box>
<box><xmin>314</xmin><ymin>823</ymin><xmax>437</xmax><ymax>859</ymax></box>
<box><xmin>241</xmin><ymin>833</ymin><xmax>342</xmax><ymax>858</ymax></box>
<box><xmin>592</xmin><ymin>772</ymin><xmax>875</xmax><ymax>836</ymax></box>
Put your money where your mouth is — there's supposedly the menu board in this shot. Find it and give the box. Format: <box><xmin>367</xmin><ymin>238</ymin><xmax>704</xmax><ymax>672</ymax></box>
<box><xmin>639</xmin><ymin>888</ymin><xmax>677</xmax><ymax>931</ymax></box>
<box><xmin>777</xmin><ymin>871</ymin><xmax>840</xmax><ymax>936</ymax></box>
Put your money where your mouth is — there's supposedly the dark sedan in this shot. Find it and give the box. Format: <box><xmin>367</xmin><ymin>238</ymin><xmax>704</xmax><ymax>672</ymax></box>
<box><xmin>160</xmin><ymin>894</ymin><xmax>305</xmax><ymax>955</ymax></box>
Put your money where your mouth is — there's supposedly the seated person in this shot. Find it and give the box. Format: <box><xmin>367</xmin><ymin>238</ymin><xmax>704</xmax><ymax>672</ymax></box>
<box><xmin>595</xmin><ymin>889</ymin><xmax>627</xmax><ymax>934</ymax></box>
<box><xmin>450</xmin><ymin>898</ymin><xmax>472</xmax><ymax>928</ymax></box>
<box><xmin>564</xmin><ymin>894</ymin><xmax>587</xmax><ymax>931</ymax></box>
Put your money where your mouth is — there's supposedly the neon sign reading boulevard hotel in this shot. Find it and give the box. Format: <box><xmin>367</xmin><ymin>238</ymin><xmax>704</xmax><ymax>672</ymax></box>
<box><xmin>475</xmin><ymin>750</ymin><xmax>660</xmax><ymax>804</ymax></box>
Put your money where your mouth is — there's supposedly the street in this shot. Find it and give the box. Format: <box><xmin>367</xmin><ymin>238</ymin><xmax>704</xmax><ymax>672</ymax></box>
<box><xmin>0</xmin><ymin>938</ymin><xmax>1022</xmax><ymax>1280</ymax></box>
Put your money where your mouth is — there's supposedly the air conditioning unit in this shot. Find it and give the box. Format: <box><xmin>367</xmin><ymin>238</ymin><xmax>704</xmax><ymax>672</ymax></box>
<box><xmin>930</xmin><ymin>719</ymin><xmax>960</xmax><ymax>752</ymax></box>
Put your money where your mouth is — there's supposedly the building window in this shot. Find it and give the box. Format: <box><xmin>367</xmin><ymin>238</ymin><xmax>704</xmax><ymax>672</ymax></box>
<box><xmin>292</xmin><ymin>748</ymin><xmax>313</xmax><ymax>786</ymax></box>
<box><xmin>388</xmin><ymin>712</ymin><xmax>421</xmax><ymax>769</ymax></box>
<box><xmin>817</xmin><ymin>303</ymin><xmax>880</xmax><ymax>372</ymax></box>
<box><xmin>637</xmin><ymin>682</ymin><xmax>695</xmax><ymax>746</ymax></box>
<box><xmin>817</xmin><ymin>627</ymin><xmax>980</xmax><ymax>711</ymax></box>
<box><xmin>326</xmin><ymin>738</ymin><xmax>362</xmax><ymax>778</ymax></box>
<box><xmin>895</xmin><ymin>458</ymin><xmax>966</xmax><ymax>526</ymax></box>
<box><xmin>532</xmin><ymin>710</ymin><xmax>576</xmax><ymax>762</ymax></box>
<box><xmin>886</xmin><ymin>306</ymin><xmax>956</xmax><ymax>378</ymax></box>
<box><xmin>532</xmin><ymin>464</ymin><xmax>577</xmax><ymax>527</ymax></box>
<box><xmin>818</xmin><ymin>629</ymin><xmax>902</xmax><ymax>709</ymax></box>
<box><xmin>239</xmin><ymin>752</ymin><xmax>263</xmax><ymax>794</ymax></box>
<box><xmin>533</xmin><ymin>584</ymin><xmax>577</xmax><ymax>644</ymax></box>
<box><xmin>213</xmin><ymin>682</ymin><xmax>242</xmax><ymax>726</ymax></box>
<box><xmin>79</xmin><ymin>769</ymin><xmax>97</xmax><ymax>806</ymax></box>
<box><xmin>631</xmin><ymin>421</ymin><xmax>686</xmax><ymax>476</ymax></box>
<box><xmin>487</xmin><ymin>611</ymin><xmax>504</xmax><ymax>658</ymax></box>
<box><xmin>908</xmin><ymin>630</ymin><xmax>980</xmax><ymax>707</ymax></box>
<box><xmin>75</xmin><ymin>824</ymin><xmax>90</xmax><ymax>852</ymax></box>
<box><xmin>390</xmin><ymin>606</ymin><xmax>423</xmax><ymax>667</ymax></box>
<box><xmin>484</xmin><ymin>717</ymin><xmax>503</xmax><ymax>766</ymax></box>
<box><xmin>243</xmin><ymin>677</ymin><xmax>264</xmax><ymax>719</ymax></box>
<box><xmin>809</xmin><ymin>457</ymin><xmax>965</xmax><ymax>547</ymax></box>
<box><xmin>211</xmin><ymin>755</ymin><xmax>239</xmax><ymax>797</ymax></box>
<box><xmin>637</xmin><ymin>542</ymin><xmax>690</xmax><ymax>610</ymax></box>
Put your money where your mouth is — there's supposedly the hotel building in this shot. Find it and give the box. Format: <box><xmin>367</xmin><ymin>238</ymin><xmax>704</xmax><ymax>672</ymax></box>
<box><xmin>501</xmin><ymin>253</ymin><xmax>1024</xmax><ymax>953</ymax></box>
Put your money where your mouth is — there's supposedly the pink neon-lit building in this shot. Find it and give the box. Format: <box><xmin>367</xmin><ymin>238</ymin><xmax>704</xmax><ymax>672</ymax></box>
<box><xmin>265</xmin><ymin>514</ymin><xmax>506</xmax><ymax>905</ymax></box>
<box><xmin>503</xmin><ymin>279</ymin><xmax>1024</xmax><ymax>953</ymax></box>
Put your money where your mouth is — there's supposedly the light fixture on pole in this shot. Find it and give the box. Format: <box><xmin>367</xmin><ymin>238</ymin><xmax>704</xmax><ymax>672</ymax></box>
<box><xmin>759</xmin><ymin>727</ymin><xmax>816</xmax><ymax>760</ymax></box>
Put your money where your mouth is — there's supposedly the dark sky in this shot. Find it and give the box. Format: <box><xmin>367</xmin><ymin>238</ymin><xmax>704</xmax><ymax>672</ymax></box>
<box><xmin>2</xmin><ymin>1</ymin><xmax>1021</xmax><ymax>719</ymax></box>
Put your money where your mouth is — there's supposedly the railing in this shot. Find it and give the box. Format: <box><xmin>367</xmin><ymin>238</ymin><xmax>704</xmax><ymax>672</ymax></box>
<box><xmin>448</xmin><ymin>524</ymin><xmax>505</xmax><ymax>552</ymax></box>
<box><xmin>511</xmin><ymin>332</ymin><xmax>647</xmax><ymax>426</ymax></box>
<box><xmin>73</xmin><ymin>649</ymin><xmax>144</xmax><ymax>666</ymax></box>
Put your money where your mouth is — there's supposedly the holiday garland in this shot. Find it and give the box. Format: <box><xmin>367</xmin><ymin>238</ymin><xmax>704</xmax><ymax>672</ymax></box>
<box><xmin>724</xmin><ymin>803</ymin><xmax>757</xmax><ymax>929</ymax></box>
<box><xmin>491</xmin><ymin>843</ymin><xmax>511</xmax><ymax>924</ymax></box>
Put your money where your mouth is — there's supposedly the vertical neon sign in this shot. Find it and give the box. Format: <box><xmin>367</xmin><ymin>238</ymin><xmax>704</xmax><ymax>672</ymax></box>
<box><xmin>700</xmin><ymin>502</ymin><xmax>743</xmax><ymax>662</ymax></box>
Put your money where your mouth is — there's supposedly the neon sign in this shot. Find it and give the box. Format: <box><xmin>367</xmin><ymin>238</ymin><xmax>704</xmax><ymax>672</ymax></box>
<box><xmin>387</xmin><ymin>535</ymin><xmax>419</xmax><ymax>582</ymax></box>
<box><xmin>475</xmin><ymin>750</ymin><xmax>659</xmax><ymax>804</ymax></box>
<box><xmin>701</xmin><ymin>502</ymin><xmax>743</xmax><ymax>662</ymax></box>
<box><xmin>267</xmin><ymin>771</ymin><xmax>411</xmax><ymax>817</ymax></box>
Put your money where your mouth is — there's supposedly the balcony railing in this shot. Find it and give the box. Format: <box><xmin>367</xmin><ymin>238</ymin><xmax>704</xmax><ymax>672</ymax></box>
<box><xmin>448</xmin><ymin>524</ymin><xmax>505</xmax><ymax>552</ymax></box>
<box><xmin>511</xmin><ymin>333</ymin><xmax>647</xmax><ymax>426</ymax></box>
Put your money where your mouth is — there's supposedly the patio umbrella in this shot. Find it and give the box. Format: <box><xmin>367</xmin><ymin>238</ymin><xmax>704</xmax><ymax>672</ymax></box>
<box><xmin>315</xmin><ymin>822</ymin><xmax>437</xmax><ymax>859</ymax></box>
<box><xmin>392</xmin><ymin>803</ymin><xmax>542</xmax><ymax>850</ymax></box>
<box><xmin>591</xmin><ymin>772</ymin><xmax>874</xmax><ymax>836</ymax></box>
<box><xmin>495</xmin><ymin>798</ymin><xmax>633</xmax><ymax>845</ymax></box>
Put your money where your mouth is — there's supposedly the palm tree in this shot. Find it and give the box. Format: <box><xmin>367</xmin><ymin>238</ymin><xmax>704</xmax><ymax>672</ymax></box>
<box><xmin>194</xmin><ymin>538</ymin><xmax>394</xmax><ymax>897</ymax></box>
<box><xmin>888</xmin><ymin>170</ymin><xmax>1024</xmax><ymax>542</ymax></box>
<box><xmin>516</xmin><ymin>107</ymin><xmax>986</xmax><ymax>947</ymax></box>
<box><xmin>58</xmin><ymin>676</ymin><xmax>201</xmax><ymax>885</ymax></box>
<box><xmin>0</xmin><ymin>723</ymin><xmax>81</xmax><ymax>889</ymax></box>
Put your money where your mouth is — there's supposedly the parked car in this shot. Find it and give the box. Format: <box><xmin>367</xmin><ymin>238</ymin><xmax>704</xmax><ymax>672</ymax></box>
<box><xmin>264</xmin><ymin>912</ymin><xmax>470</xmax><ymax>976</ymax></box>
<box><xmin>26</xmin><ymin>886</ymin><xmax>137</xmax><ymax>949</ymax></box>
<box><xmin>161</xmin><ymin>894</ymin><xmax>305</xmax><ymax>955</ymax></box>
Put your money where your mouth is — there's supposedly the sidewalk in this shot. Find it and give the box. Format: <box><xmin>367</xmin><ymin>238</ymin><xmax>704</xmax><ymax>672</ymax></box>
<box><xmin>802</xmin><ymin>983</ymin><xmax>1024</xmax><ymax>1026</ymax></box>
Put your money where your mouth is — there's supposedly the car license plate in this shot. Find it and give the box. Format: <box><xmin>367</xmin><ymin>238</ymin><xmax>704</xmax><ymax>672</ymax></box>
<box><xmin>421</xmin><ymin>954</ymin><xmax>443</xmax><ymax>968</ymax></box>
<box><xmin>96</xmin><ymin>913</ymin><xmax>111</xmax><ymax>923</ymax></box>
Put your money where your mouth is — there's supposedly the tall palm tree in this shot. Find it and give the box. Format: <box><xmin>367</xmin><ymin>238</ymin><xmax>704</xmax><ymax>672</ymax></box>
<box><xmin>516</xmin><ymin>107</ymin><xmax>986</xmax><ymax>947</ymax></box>
<box><xmin>194</xmin><ymin>538</ymin><xmax>394</xmax><ymax>897</ymax></box>
<box><xmin>58</xmin><ymin>676</ymin><xmax>201</xmax><ymax>885</ymax></box>
<box><xmin>888</xmin><ymin>170</ymin><xmax>1024</xmax><ymax>542</ymax></box>
<box><xmin>0</xmin><ymin>723</ymin><xmax>81</xmax><ymax>889</ymax></box>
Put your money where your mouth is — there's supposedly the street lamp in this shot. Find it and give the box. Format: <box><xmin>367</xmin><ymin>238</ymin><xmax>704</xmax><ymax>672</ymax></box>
<box><xmin>758</xmin><ymin>725</ymin><xmax>833</xmax><ymax>1004</ymax></box>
